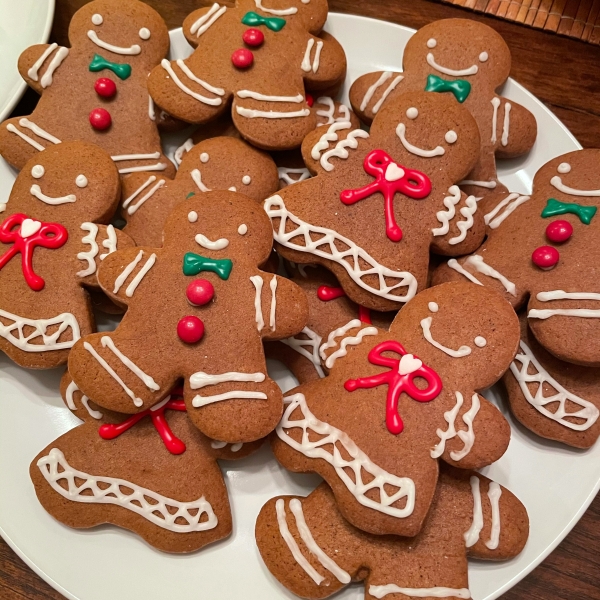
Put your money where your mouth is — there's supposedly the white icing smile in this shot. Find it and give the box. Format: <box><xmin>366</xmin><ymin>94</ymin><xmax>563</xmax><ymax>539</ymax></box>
<box><xmin>87</xmin><ymin>30</ymin><xmax>141</xmax><ymax>55</ymax></box>
<box><xmin>30</xmin><ymin>184</ymin><xmax>76</xmax><ymax>205</ymax></box>
<box><xmin>426</xmin><ymin>53</ymin><xmax>478</xmax><ymax>77</ymax></box>
<box><xmin>421</xmin><ymin>316</ymin><xmax>471</xmax><ymax>358</ymax></box>
<box><xmin>195</xmin><ymin>233</ymin><xmax>230</xmax><ymax>250</ymax></box>
<box><xmin>396</xmin><ymin>123</ymin><xmax>445</xmax><ymax>158</ymax></box>
<box><xmin>254</xmin><ymin>0</ymin><xmax>298</xmax><ymax>15</ymax></box>
<box><xmin>550</xmin><ymin>164</ymin><xmax>600</xmax><ymax>197</ymax></box>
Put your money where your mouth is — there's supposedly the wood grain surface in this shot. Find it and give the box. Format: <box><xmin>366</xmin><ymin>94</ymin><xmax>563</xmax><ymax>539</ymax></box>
<box><xmin>1</xmin><ymin>0</ymin><xmax>599</xmax><ymax>598</ymax></box>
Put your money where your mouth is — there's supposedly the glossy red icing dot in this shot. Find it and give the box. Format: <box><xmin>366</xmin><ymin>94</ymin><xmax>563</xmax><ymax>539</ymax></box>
<box><xmin>242</xmin><ymin>28</ymin><xmax>264</xmax><ymax>47</ymax></box>
<box><xmin>306</xmin><ymin>93</ymin><xmax>314</xmax><ymax>107</ymax></box>
<box><xmin>546</xmin><ymin>219</ymin><xmax>573</xmax><ymax>243</ymax></box>
<box><xmin>186</xmin><ymin>279</ymin><xmax>214</xmax><ymax>306</ymax></box>
<box><xmin>89</xmin><ymin>108</ymin><xmax>112</xmax><ymax>130</ymax></box>
<box><xmin>177</xmin><ymin>316</ymin><xmax>205</xmax><ymax>344</ymax></box>
<box><xmin>532</xmin><ymin>245</ymin><xmax>560</xmax><ymax>270</ymax></box>
<box><xmin>94</xmin><ymin>77</ymin><xmax>117</xmax><ymax>98</ymax></box>
<box><xmin>231</xmin><ymin>48</ymin><xmax>254</xmax><ymax>68</ymax></box>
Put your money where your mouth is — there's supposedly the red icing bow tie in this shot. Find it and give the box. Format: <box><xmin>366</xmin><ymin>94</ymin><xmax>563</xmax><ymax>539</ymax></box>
<box><xmin>0</xmin><ymin>213</ymin><xmax>68</xmax><ymax>291</ymax></box>
<box><xmin>344</xmin><ymin>340</ymin><xmax>442</xmax><ymax>434</ymax></box>
<box><xmin>340</xmin><ymin>149</ymin><xmax>432</xmax><ymax>242</ymax></box>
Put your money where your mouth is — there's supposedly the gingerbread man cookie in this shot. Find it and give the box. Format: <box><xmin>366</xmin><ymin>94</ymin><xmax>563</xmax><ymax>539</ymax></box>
<box><xmin>256</xmin><ymin>471</ymin><xmax>528</xmax><ymax>599</ymax></box>
<box><xmin>122</xmin><ymin>136</ymin><xmax>279</xmax><ymax>246</ymax></box>
<box><xmin>349</xmin><ymin>18</ymin><xmax>537</xmax><ymax>198</ymax></box>
<box><xmin>0</xmin><ymin>142</ymin><xmax>133</xmax><ymax>369</ymax></box>
<box><xmin>147</xmin><ymin>0</ymin><xmax>347</xmax><ymax>151</ymax></box>
<box><xmin>68</xmin><ymin>192</ymin><xmax>308</xmax><ymax>443</ymax></box>
<box><xmin>271</xmin><ymin>281</ymin><xmax>519</xmax><ymax>537</ymax></box>
<box><xmin>265</xmin><ymin>90</ymin><xmax>484</xmax><ymax>312</ymax></box>
<box><xmin>31</xmin><ymin>377</ymin><xmax>262</xmax><ymax>553</ymax></box>
<box><xmin>0</xmin><ymin>0</ymin><xmax>174</xmax><ymax>177</ymax></box>
<box><xmin>433</xmin><ymin>149</ymin><xmax>600</xmax><ymax>367</ymax></box>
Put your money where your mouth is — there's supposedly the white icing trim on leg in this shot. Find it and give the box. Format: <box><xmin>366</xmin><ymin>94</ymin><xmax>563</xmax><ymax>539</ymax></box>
<box><xmin>65</xmin><ymin>381</ymin><xmax>103</xmax><ymax>419</ymax></box>
<box><xmin>280</xmin><ymin>327</ymin><xmax>326</xmax><ymax>378</ymax></box>
<box><xmin>122</xmin><ymin>176</ymin><xmax>165</xmax><ymax>215</ymax></box>
<box><xmin>319</xmin><ymin>319</ymin><xmax>378</xmax><ymax>369</ymax></box>
<box><xmin>484</xmin><ymin>193</ymin><xmax>530</xmax><ymax>229</ymax></box>
<box><xmin>76</xmin><ymin>223</ymin><xmax>100</xmax><ymax>277</ymax></box>
<box><xmin>161</xmin><ymin>59</ymin><xmax>224</xmax><ymax>106</ymax></box>
<box><xmin>464</xmin><ymin>475</ymin><xmax>483</xmax><ymax>547</ymax></box>
<box><xmin>485</xmin><ymin>482</ymin><xmax>502</xmax><ymax>550</ymax></box>
<box><xmin>369</xmin><ymin>585</ymin><xmax>470</xmax><ymax>599</ymax></box>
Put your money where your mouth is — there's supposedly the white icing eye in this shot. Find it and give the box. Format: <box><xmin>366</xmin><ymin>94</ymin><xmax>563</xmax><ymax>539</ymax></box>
<box><xmin>238</xmin><ymin>224</ymin><xmax>248</xmax><ymax>235</ymax></box>
<box><xmin>427</xmin><ymin>38</ymin><xmax>437</xmax><ymax>49</ymax></box>
<box><xmin>474</xmin><ymin>336</ymin><xmax>487</xmax><ymax>347</ymax></box>
<box><xmin>31</xmin><ymin>165</ymin><xmax>44</xmax><ymax>179</ymax></box>
<box><xmin>428</xmin><ymin>301</ymin><xmax>439</xmax><ymax>312</ymax></box>
<box><xmin>188</xmin><ymin>211</ymin><xmax>198</xmax><ymax>223</ymax></box>
<box><xmin>445</xmin><ymin>130</ymin><xmax>457</xmax><ymax>144</ymax></box>
<box><xmin>75</xmin><ymin>174</ymin><xmax>88</xmax><ymax>188</ymax></box>
<box><xmin>406</xmin><ymin>107</ymin><xmax>418</xmax><ymax>119</ymax></box>
<box><xmin>479</xmin><ymin>52</ymin><xmax>488</xmax><ymax>62</ymax></box>
<box><xmin>557</xmin><ymin>162</ymin><xmax>571</xmax><ymax>174</ymax></box>
<box><xmin>91</xmin><ymin>14</ymin><xmax>103</xmax><ymax>25</ymax></box>
<box><xmin>139</xmin><ymin>27</ymin><xmax>151</xmax><ymax>40</ymax></box>
<box><xmin>200</xmin><ymin>153</ymin><xmax>209</xmax><ymax>163</ymax></box>
<box><xmin>242</xmin><ymin>175</ymin><xmax>251</xmax><ymax>185</ymax></box>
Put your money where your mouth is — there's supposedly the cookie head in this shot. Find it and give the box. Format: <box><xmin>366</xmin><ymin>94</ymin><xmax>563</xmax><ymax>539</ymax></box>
<box><xmin>70</xmin><ymin>0</ymin><xmax>169</xmax><ymax>68</ymax></box>
<box><xmin>13</xmin><ymin>142</ymin><xmax>119</xmax><ymax>223</ymax></box>
<box><xmin>404</xmin><ymin>19</ymin><xmax>511</xmax><ymax>89</ymax></box>
<box><xmin>163</xmin><ymin>191</ymin><xmax>274</xmax><ymax>265</ymax></box>
<box><xmin>373</xmin><ymin>90</ymin><xmax>480</xmax><ymax>182</ymax></box>
<box><xmin>537</xmin><ymin>150</ymin><xmax>600</xmax><ymax>202</ymax></box>
<box><xmin>239</xmin><ymin>0</ymin><xmax>328</xmax><ymax>32</ymax></box>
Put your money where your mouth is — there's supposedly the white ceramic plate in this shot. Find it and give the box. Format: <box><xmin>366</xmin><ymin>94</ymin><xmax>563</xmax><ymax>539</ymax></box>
<box><xmin>0</xmin><ymin>13</ymin><xmax>595</xmax><ymax>600</ymax></box>
<box><xmin>0</xmin><ymin>0</ymin><xmax>55</xmax><ymax>122</ymax></box>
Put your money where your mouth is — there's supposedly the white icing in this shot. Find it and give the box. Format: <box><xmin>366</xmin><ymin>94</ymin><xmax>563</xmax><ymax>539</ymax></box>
<box><xmin>484</xmin><ymin>193</ymin><xmax>530</xmax><ymax>229</ymax></box>
<box><xmin>360</xmin><ymin>71</ymin><xmax>391</xmax><ymax>111</ymax></box>
<box><xmin>449</xmin><ymin>195</ymin><xmax>478</xmax><ymax>245</ymax></box>
<box><xmin>445</xmin><ymin>130</ymin><xmax>457</xmax><ymax>143</ymax></box>
<box><xmin>75</xmin><ymin>174</ymin><xmax>88</xmax><ymax>188</ymax></box>
<box><xmin>427</xmin><ymin>38</ymin><xmax>437</xmax><ymax>48</ymax></box>
<box><xmin>449</xmin><ymin>393</ymin><xmax>480</xmax><ymax>461</ymax></box>
<box><xmin>550</xmin><ymin>176</ymin><xmax>600</xmax><ymax>197</ymax></box>
<box><xmin>431</xmin><ymin>391</ymin><xmax>464</xmax><ymax>459</ymax></box>
<box><xmin>228</xmin><ymin>186</ymin><xmax>237</xmax><ymax>192</ymax></box>
<box><xmin>277</xmin><ymin>393</ymin><xmax>415</xmax><ymax>518</ymax></box>
<box><xmin>319</xmin><ymin>319</ymin><xmax>378</xmax><ymax>369</ymax></box>
<box><xmin>139</xmin><ymin>27</ymin><xmax>151</xmax><ymax>40</ymax></box>
<box><xmin>281</xmin><ymin>327</ymin><xmax>325</xmax><ymax>378</ymax></box>
<box><xmin>148</xmin><ymin>96</ymin><xmax>155</xmax><ymax>121</ymax></box>
<box><xmin>91</xmin><ymin>14</ymin><xmax>103</xmax><ymax>25</ymax></box>
<box><xmin>100</xmin><ymin>225</ymin><xmax>117</xmax><ymax>260</ymax></box>
<box><xmin>200</xmin><ymin>152</ymin><xmax>209</xmax><ymax>163</ymax></box>
<box><xmin>396</xmin><ymin>123</ymin><xmax>445</xmax><ymax>158</ymax></box>
<box><xmin>124</xmin><ymin>254</ymin><xmax>156</xmax><ymax>297</ymax></box>
<box><xmin>420</xmin><ymin>317</ymin><xmax>471</xmax><ymax>357</ymax></box>
<box><xmin>188</xmin><ymin>211</ymin><xmax>198</xmax><ymax>223</ymax></box>
<box><xmin>101</xmin><ymin>336</ymin><xmax>159</xmax><ymax>392</ymax></box>
<box><xmin>242</xmin><ymin>175</ymin><xmax>251</xmax><ymax>185</ymax></box>
<box><xmin>235</xmin><ymin>106</ymin><xmax>310</xmax><ymax>119</ymax></box>
<box><xmin>19</xmin><ymin>219</ymin><xmax>41</xmax><ymax>238</ymax></box>
<box><xmin>301</xmin><ymin>39</ymin><xmax>323</xmax><ymax>73</ymax></box>
<box><xmin>459</xmin><ymin>179</ymin><xmax>497</xmax><ymax>189</ymax></box>
<box><xmin>76</xmin><ymin>223</ymin><xmax>100</xmax><ymax>277</ymax></box>
<box><xmin>0</xmin><ymin>309</ymin><xmax>80</xmax><ymax>352</ymax></box>
<box><xmin>474</xmin><ymin>336</ymin><xmax>487</xmax><ymax>347</ymax></box>
<box><xmin>37</xmin><ymin>448</ymin><xmax>217</xmax><ymax>532</ymax></box>
<box><xmin>39</xmin><ymin>46</ymin><xmax>69</xmax><ymax>88</ymax></box>
<box><xmin>479</xmin><ymin>51</ymin><xmax>489</xmax><ymax>62</ymax></box>
<box><xmin>30</xmin><ymin>185</ymin><xmax>76</xmax><ymax>205</ymax></box>
<box><xmin>278</xmin><ymin>167</ymin><xmax>311</xmax><ymax>186</ymax></box>
<box><xmin>447</xmin><ymin>258</ymin><xmax>483</xmax><ymax>286</ymax></box>
<box><xmin>255</xmin><ymin>0</ymin><xmax>297</xmax><ymax>15</ymax></box>
<box><xmin>538</xmin><ymin>290</ymin><xmax>600</xmax><ymax>301</ymax></box>
<box><xmin>265</xmin><ymin>195</ymin><xmax>418</xmax><ymax>302</ymax></box>
<box><xmin>502</xmin><ymin>103</ymin><xmax>511</xmax><ymax>146</ymax></box>
<box><xmin>370</xmin><ymin>585</ymin><xmax>470</xmax><ymax>599</ymax></box>
<box><xmin>310</xmin><ymin>121</ymin><xmax>352</xmax><ymax>160</ymax></box>
<box><xmin>406</xmin><ymin>107</ymin><xmax>418</xmax><ymax>119</ymax></box>
<box><xmin>174</xmin><ymin>138</ymin><xmax>194</xmax><ymax>166</ymax></box>
<box><xmin>190</xmin><ymin>3</ymin><xmax>227</xmax><ymax>36</ymax></box>
<box><xmin>65</xmin><ymin>381</ymin><xmax>103</xmax><ymax>419</ymax></box>
<box><xmin>250</xmin><ymin>275</ymin><xmax>265</xmax><ymax>331</ymax></box>
<box><xmin>190</xmin><ymin>371</ymin><xmax>265</xmax><ymax>389</ymax></box>
<box><xmin>8</xmin><ymin>118</ymin><xmax>61</xmax><ymax>152</ymax></box>
<box><xmin>161</xmin><ymin>59</ymin><xmax>224</xmax><ymax>106</ymax></box>
<box><xmin>432</xmin><ymin>186</ymin><xmax>461</xmax><ymax>237</ymax></box>
<box><xmin>238</xmin><ymin>224</ymin><xmax>247</xmax><ymax>235</ymax></box>
<box><xmin>372</xmin><ymin>75</ymin><xmax>404</xmax><ymax>114</ymax></box>
<box><xmin>464</xmin><ymin>475</ymin><xmax>483</xmax><ymax>547</ymax></box>
<box><xmin>491</xmin><ymin>97</ymin><xmax>500</xmax><ymax>143</ymax></box>
<box><xmin>557</xmin><ymin>162</ymin><xmax>571</xmax><ymax>174</ymax></box>
<box><xmin>113</xmin><ymin>250</ymin><xmax>143</xmax><ymax>295</ymax></box>
<box><xmin>269</xmin><ymin>275</ymin><xmax>277</xmax><ymax>331</ymax></box>
<box><xmin>192</xmin><ymin>390</ymin><xmax>267</xmax><ymax>408</ymax></box>
<box><xmin>28</xmin><ymin>43</ymin><xmax>57</xmax><ymax>81</ymax></box>
<box><xmin>237</xmin><ymin>90</ymin><xmax>303</xmax><ymax>103</ymax></box>
<box><xmin>461</xmin><ymin>255</ymin><xmax>517</xmax><ymax>296</ymax></box>
<box><xmin>428</xmin><ymin>301</ymin><xmax>439</xmax><ymax>312</ymax></box>
<box><xmin>510</xmin><ymin>340</ymin><xmax>599</xmax><ymax>430</ymax></box>
<box><xmin>210</xmin><ymin>440</ymin><xmax>243</xmax><ymax>452</ymax></box>
<box><xmin>314</xmin><ymin>97</ymin><xmax>351</xmax><ymax>126</ymax></box>
<box><xmin>195</xmin><ymin>234</ymin><xmax>229</xmax><ymax>250</ymax></box>
<box><xmin>191</xmin><ymin>169</ymin><xmax>211</xmax><ymax>192</ymax></box>
<box><xmin>87</xmin><ymin>30</ymin><xmax>140</xmax><ymax>55</ymax></box>
<box><xmin>320</xmin><ymin>129</ymin><xmax>370</xmax><ymax>171</ymax></box>
<box><xmin>426</xmin><ymin>53</ymin><xmax>478</xmax><ymax>76</ymax></box>
<box><xmin>111</xmin><ymin>152</ymin><xmax>167</xmax><ymax>175</ymax></box>
<box><xmin>528</xmin><ymin>307</ymin><xmax>600</xmax><ymax>319</ymax></box>
<box><xmin>485</xmin><ymin>482</ymin><xmax>502</xmax><ymax>550</ymax></box>
<box><xmin>122</xmin><ymin>176</ymin><xmax>165</xmax><ymax>216</ymax></box>
<box><xmin>31</xmin><ymin>165</ymin><xmax>44</xmax><ymax>178</ymax></box>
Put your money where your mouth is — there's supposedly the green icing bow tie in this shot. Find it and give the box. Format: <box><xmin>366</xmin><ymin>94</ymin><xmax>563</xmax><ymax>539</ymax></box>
<box><xmin>89</xmin><ymin>54</ymin><xmax>132</xmax><ymax>80</ymax></box>
<box><xmin>425</xmin><ymin>74</ymin><xmax>471</xmax><ymax>103</ymax></box>
<box><xmin>542</xmin><ymin>198</ymin><xmax>597</xmax><ymax>224</ymax></box>
<box><xmin>183</xmin><ymin>252</ymin><xmax>233</xmax><ymax>279</ymax></box>
<box><xmin>241</xmin><ymin>11</ymin><xmax>286</xmax><ymax>32</ymax></box>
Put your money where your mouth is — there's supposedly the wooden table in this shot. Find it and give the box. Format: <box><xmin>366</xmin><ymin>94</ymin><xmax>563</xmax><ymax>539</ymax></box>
<box><xmin>1</xmin><ymin>0</ymin><xmax>599</xmax><ymax>598</ymax></box>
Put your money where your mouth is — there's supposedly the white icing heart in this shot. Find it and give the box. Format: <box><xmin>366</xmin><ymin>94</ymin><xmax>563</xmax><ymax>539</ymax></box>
<box><xmin>385</xmin><ymin>163</ymin><xmax>405</xmax><ymax>182</ymax></box>
<box><xmin>20</xmin><ymin>218</ymin><xmax>42</xmax><ymax>238</ymax></box>
<box><xmin>399</xmin><ymin>353</ymin><xmax>422</xmax><ymax>375</ymax></box>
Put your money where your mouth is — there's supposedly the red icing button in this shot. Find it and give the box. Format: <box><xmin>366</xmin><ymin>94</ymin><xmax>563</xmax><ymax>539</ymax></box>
<box><xmin>242</xmin><ymin>28</ymin><xmax>264</xmax><ymax>47</ymax></box>
<box><xmin>232</xmin><ymin>48</ymin><xmax>254</xmax><ymax>68</ymax></box>
<box><xmin>94</xmin><ymin>77</ymin><xmax>117</xmax><ymax>98</ymax></box>
<box><xmin>89</xmin><ymin>108</ymin><xmax>112</xmax><ymax>130</ymax></box>
<box><xmin>306</xmin><ymin>93</ymin><xmax>314</xmax><ymax>107</ymax></box>
<box><xmin>177</xmin><ymin>316</ymin><xmax>205</xmax><ymax>343</ymax></box>
<box><xmin>532</xmin><ymin>245</ymin><xmax>559</xmax><ymax>270</ymax></box>
<box><xmin>546</xmin><ymin>219</ymin><xmax>573</xmax><ymax>243</ymax></box>
<box><xmin>186</xmin><ymin>279</ymin><xmax>214</xmax><ymax>306</ymax></box>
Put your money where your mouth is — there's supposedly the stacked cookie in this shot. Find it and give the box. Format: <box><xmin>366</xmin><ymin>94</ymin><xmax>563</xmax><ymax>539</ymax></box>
<box><xmin>0</xmin><ymin>0</ymin><xmax>597</xmax><ymax>598</ymax></box>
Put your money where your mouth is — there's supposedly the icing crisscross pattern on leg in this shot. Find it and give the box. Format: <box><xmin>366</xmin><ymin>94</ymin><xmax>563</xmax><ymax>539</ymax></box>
<box><xmin>37</xmin><ymin>448</ymin><xmax>218</xmax><ymax>533</ymax></box>
<box><xmin>0</xmin><ymin>309</ymin><xmax>80</xmax><ymax>352</ymax></box>
<box><xmin>509</xmin><ymin>341</ymin><xmax>599</xmax><ymax>431</ymax></box>
<box><xmin>276</xmin><ymin>393</ymin><xmax>415</xmax><ymax>518</ymax></box>
<box><xmin>280</xmin><ymin>326</ymin><xmax>325</xmax><ymax>378</ymax></box>
<box><xmin>265</xmin><ymin>195</ymin><xmax>418</xmax><ymax>302</ymax></box>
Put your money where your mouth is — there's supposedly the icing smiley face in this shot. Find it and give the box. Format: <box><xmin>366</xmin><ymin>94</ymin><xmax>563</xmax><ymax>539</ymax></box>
<box><xmin>550</xmin><ymin>160</ymin><xmax>600</xmax><ymax>198</ymax></box>
<box><xmin>396</xmin><ymin>106</ymin><xmax>458</xmax><ymax>158</ymax></box>
<box><xmin>425</xmin><ymin>37</ymin><xmax>489</xmax><ymax>78</ymax></box>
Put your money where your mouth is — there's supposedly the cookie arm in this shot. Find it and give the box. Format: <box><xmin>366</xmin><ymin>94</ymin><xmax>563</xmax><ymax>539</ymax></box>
<box><xmin>300</xmin><ymin>32</ymin><xmax>347</xmax><ymax>92</ymax></box>
<box><xmin>429</xmin><ymin>188</ymin><xmax>486</xmax><ymax>256</ymax></box>
<box><xmin>493</xmin><ymin>97</ymin><xmax>537</xmax><ymax>159</ymax></box>
<box><xmin>348</xmin><ymin>70</ymin><xmax>405</xmax><ymax>125</ymax></box>
<box><xmin>74</xmin><ymin>224</ymin><xmax>136</xmax><ymax>289</ymax></box>
<box><xmin>182</xmin><ymin>5</ymin><xmax>227</xmax><ymax>48</ymax></box>
<box><xmin>18</xmin><ymin>43</ymin><xmax>69</xmax><ymax>95</ymax></box>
